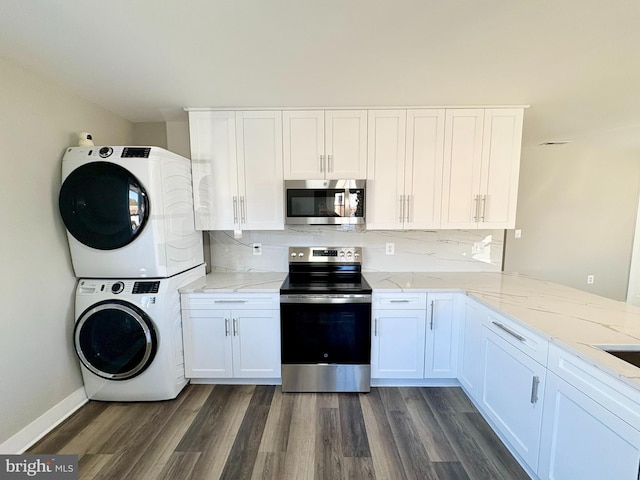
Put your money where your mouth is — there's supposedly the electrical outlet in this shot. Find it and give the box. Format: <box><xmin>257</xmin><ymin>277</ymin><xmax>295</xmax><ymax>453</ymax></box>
<box><xmin>514</xmin><ymin>229</ymin><xmax>522</xmax><ymax>239</ymax></box>
<box><xmin>587</xmin><ymin>274</ymin><xmax>595</xmax><ymax>284</ymax></box>
<box><xmin>385</xmin><ymin>243</ymin><xmax>395</xmax><ymax>255</ymax></box>
<box><xmin>252</xmin><ymin>243</ymin><xmax>262</xmax><ymax>256</ymax></box>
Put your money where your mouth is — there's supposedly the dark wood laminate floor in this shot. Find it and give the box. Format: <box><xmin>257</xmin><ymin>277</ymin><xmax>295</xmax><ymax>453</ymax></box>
<box><xmin>28</xmin><ymin>385</ymin><xmax>529</xmax><ymax>480</ymax></box>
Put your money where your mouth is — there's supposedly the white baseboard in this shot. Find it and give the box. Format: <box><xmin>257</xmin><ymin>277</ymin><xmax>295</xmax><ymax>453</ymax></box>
<box><xmin>0</xmin><ymin>387</ymin><xmax>88</xmax><ymax>454</ymax></box>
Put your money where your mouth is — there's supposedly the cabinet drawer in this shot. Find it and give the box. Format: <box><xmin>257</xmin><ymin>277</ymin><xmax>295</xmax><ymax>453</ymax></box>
<box><xmin>483</xmin><ymin>310</ymin><xmax>548</xmax><ymax>366</ymax></box>
<box><xmin>373</xmin><ymin>292</ymin><xmax>427</xmax><ymax>309</ymax></box>
<box><xmin>548</xmin><ymin>343</ymin><xmax>640</xmax><ymax>430</ymax></box>
<box><xmin>181</xmin><ymin>293</ymin><xmax>279</xmax><ymax>310</ymax></box>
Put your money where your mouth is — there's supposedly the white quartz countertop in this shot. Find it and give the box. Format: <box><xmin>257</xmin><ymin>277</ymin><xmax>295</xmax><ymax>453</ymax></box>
<box><xmin>180</xmin><ymin>271</ymin><xmax>288</xmax><ymax>293</ymax></box>
<box><xmin>181</xmin><ymin>270</ymin><xmax>640</xmax><ymax>392</ymax></box>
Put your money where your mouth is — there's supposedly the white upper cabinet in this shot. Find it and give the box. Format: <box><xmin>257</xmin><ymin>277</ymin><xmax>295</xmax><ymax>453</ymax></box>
<box><xmin>188</xmin><ymin>110</ymin><xmax>284</xmax><ymax>231</ymax></box>
<box><xmin>405</xmin><ymin>110</ymin><xmax>445</xmax><ymax>229</ymax></box>
<box><xmin>235</xmin><ymin>111</ymin><xmax>285</xmax><ymax>230</ymax></box>
<box><xmin>479</xmin><ymin>108</ymin><xmax>523</xmax><ymax>228</ymax></box>
<box><xmin>366</xmin><ymin>109</ymin><xmax>445</xmax><ymax>230</ymax></box>
<box><xmin>283</xmin><ymin>110</ymin><xmax>367</xmax><ymax>180</ymax></box>
<box><xmin>365</xmin><ymin>110</ymin><xmax>407</xmax><ymax>229</ymax></box>
<box><xmin>441</xmin><ymin>108</ymin><xmax>523</xmax><ymax>229</ymax></box>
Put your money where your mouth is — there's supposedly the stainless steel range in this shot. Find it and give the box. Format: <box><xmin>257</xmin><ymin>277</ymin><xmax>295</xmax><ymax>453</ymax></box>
<box><xmin>280</xmin><ymin>247</ymin><xmax>372</xmax><ymax>393</ymax></box>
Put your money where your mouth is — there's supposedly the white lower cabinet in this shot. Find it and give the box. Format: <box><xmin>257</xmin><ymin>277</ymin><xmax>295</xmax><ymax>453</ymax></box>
<box><xmin>372</xmin><ymin>293</ymin><xmax>427</xmax><ymax>379</ymax></box>
<box><xmin>458</xmin><ymin>296</ymin><xmax>484</xmax><ymax>399</ymax></box>
<box><xmin>538</xmin><ymin>344</ymin><xmax>640</xmax><ymax>480</ymax></box>
<box><xmin>480</xmin><ymin>320</ymin><xmax>546</xmax><ymax>473</ymax></box>
<box><xmin>424</xmin><ymin>293</ymin><xmax>458</xmax><ymax>378</ymax></box>
<box><xmin>181</xmin><ymin>294</ymin><xmax>281</xmax><ymax>380</ymax></box>
<box><xmin>539</xmin><ymin>372</ymin><xmax>640</xmax><ymax>480</ymax></box>
<box><xmin>371</xmin><ymin>292</ymin><xmax>458</xmax><ymax>380</ymax></box>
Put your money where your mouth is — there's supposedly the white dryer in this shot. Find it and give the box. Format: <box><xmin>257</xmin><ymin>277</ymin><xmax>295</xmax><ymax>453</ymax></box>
<box><xmin>59</xmin><ymin>146</ymin><xmax>204</xmax><ymax>278</ymax></box>
<box><xmin>73</xmin><ymin>264</ymin><xmax>205</xmax><ymax>401</ymax></box>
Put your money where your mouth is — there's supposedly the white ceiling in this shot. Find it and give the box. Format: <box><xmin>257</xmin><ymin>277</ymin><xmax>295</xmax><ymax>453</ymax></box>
<box><xmin>2</xmin><ymin>0</ymin><xmax>640</xmax><ymax>148</ymax></box>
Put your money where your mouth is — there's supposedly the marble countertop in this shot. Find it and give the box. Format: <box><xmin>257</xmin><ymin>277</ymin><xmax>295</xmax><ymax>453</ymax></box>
<box><xmin>180</xmin><ymin>271</ymin><xmax>288</xmax><ymax>293</ymax></box>
<box><xmin>181</xmin><ymin>270</ymin><xmax>640</xmax><ymax>393</ymax></box>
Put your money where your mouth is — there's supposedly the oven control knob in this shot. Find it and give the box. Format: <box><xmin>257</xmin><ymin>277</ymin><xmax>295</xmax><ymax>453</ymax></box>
<box><xmin>354</xmin><ymin>252</ymin><xmax>360</xmax><ymax>258</ymax></box>
<box><xmin>339</xmin><ymin>251</ymin><xmax>345</xmax><ymax>258</ymax></box>
<box><xmin>346</xmin><ymin>251</ymin><xmax>353</xmax><ymax>258</ymax></box>
<box><xmin>290</xmin><ymin>252</ymin><xmax>297</xmax><ymax>257</ymax></box>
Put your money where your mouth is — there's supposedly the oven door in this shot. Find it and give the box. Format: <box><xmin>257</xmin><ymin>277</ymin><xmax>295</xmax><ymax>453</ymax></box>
<box><xmin>280</xmin><ymin>294</ymin><xmax>371</xmax><ymax>392</ymax></box>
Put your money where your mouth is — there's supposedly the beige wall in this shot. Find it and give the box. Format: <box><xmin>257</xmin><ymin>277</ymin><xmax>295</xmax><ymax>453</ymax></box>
<box><xmin>504</xmin><ymin>144</ymin><xmax>640</xmax><ymax>300</ymax></box>
<box><xmin>0</xmin><ymin>57</ymin><xmax>132</xmax><ymax>447</ymax></box>
<box><xmin>132</xmin><ymin>122</ymin><xmax>167</xmax><ymax>148</ymax></box>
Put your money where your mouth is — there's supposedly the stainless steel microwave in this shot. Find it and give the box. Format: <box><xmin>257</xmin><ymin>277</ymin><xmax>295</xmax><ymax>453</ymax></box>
<box><xmin>284</xmin><ymin>180</ymin><xmax>366</xmax><ymax>225</ymax></box>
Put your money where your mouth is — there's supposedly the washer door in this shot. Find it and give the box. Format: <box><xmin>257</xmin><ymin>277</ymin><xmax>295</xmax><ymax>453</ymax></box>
<box><xmin>74</xmin><ymin>300</ymin><xmax>157</xmax><ymax>380</ymax></box>
<box><xmin>59</xmin><ymin>162</ymin><xmax>149</xmax><ymax>250</ymax></box>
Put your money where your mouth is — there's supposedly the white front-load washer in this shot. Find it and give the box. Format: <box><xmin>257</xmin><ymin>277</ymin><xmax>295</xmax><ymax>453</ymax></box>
<box><xmin>73</xmin><ymin>264</ymin><xmax>205</xmax><ymax>401</ymax></box>
<box><xmin>59</xmin><ymin>146</ymin><xmax>204</xmax><ymax>278</ymax></box>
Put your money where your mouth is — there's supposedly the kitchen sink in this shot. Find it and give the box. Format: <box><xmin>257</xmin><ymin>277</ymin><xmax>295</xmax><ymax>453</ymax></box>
<box><xmin>597</xmin><ymin>345</ymin><xmax>640</xmax><ymax>368</ymax></box>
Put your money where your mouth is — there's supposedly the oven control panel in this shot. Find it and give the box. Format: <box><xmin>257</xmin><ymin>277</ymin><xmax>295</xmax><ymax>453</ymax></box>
<box><xmin>288</xmin><ymin>247</ymin><xmax>362</xmax><ymax>263</ymax></box>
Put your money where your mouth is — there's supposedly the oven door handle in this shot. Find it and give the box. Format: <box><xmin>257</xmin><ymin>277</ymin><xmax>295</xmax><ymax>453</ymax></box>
<box><xmin>280</xmin><ymin>294</ymin><xmax>372</xmax><ymax>304</ymax></box>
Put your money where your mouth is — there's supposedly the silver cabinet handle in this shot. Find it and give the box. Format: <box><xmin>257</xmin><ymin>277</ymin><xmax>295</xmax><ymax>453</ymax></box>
<box><xmin>390</xmin><ymin>299</ymin><xmax>410</xmax><ymax>303</ymax></box>
<box><xmin>233</xmin><ymin>318</ymin><xmax>238</xmax><ymax>336</ymax></box>
<box><xmin>399</xmin><ymin>195</ymin><xmax>405</xmax><ymax>222</ymax></box>
<box><xmin>327</xmin><ymin>154</ymin><xmax>333</xmax><ymax>172</ymax></box>
<box><xmin>530</xmin><ymin>376</ymin><xmax>540</xmax><ymax>404</ymax></box>
<box><xmin>405</xmin><ymin>195</ymin><xmax>411</xmax><ymax>223</ymax></box>
<box><xmin>480</xmin><ymin>194</ymin><xmax>487</xmax><ymax>222</ymax></box>
<box><xmin>492</xmin><ymin>321</ymin><xmax>526</xmax><ymax>342</ymax></box>
<box><xmin>374</xmin><ymin>318</ymin><xmax>378</xmax><ymax>336</ymax></box>
<box><xmin>240</xmin><ymin>196</ymin><xmax>246</xmax><ymax>224</ymax></box>
<box><xmin>473</xmin><ymin>194</ymin><xmax>480</xmax><ymax>222</ymax></box>
<box><xmin>224</xmin><ymin>318</ymin><xmax>230</xmax><ymax>336</ymax></box>
<box><xmin>429</xmin><ymin>300</ymin><xmax>434</xmax><ymax>330</ymax></box>
<box><xmin>320</xmin><ymin>154</ymin><xmax>325</xmax><ymax>173</ymax></box>
<box><xmin>232</xmin><ymin>196</ymin><xmax>238</xmax><ymax>224</ymax></box>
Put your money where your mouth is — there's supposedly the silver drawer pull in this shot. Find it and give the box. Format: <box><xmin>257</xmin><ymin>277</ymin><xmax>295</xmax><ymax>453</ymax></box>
<box><xmin>214</xmin><ymin>300</ymin><xmax>248</xmax><ymax>304</ymax></box>
<box><xmin>491</xmin><ymin>321</ymin><xmax>525</xmax><ymax>342</ymax></box>
<box><xmin>530</xmin><ymin>376</ymin><xmax>540</xmax><ymax>404</ymax></box>
<box><xmin>389</xmin><ymin>299</ymin><xmax>410</xmax><ymax>303</ymax></box>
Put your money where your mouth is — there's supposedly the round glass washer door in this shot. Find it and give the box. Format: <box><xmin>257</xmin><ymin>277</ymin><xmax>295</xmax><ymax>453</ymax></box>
<box><xmin>74</xmin><ymin>300</ymin><xmax>157</xmax><ymax>380</ymax></box>
<box><xmin>59</xmin><ymin>162</ymin><xmax>149</xmax><ymax>250</ymax></box>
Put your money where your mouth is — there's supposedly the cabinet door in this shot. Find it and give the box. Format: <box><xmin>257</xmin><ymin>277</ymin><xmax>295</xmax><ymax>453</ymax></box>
<box><xmin>188</xmin><ymin>111</ymin><xmax>238</xmax><ymax>230</ymax></box>
<box><xmin>182</xmin><ymin>309</ymin><xmax>233</xmax><ymax>378</ymax></box>
<box><xmin>232</xmin><ymin>310</ymin><xmax>281</xmax><ymax>378</ymax></box>
<box><xmin>404</xmin><ymin>109</ymin><xmax>445</xmax><ymax>229</ymax></box>
<box><xmin>458</xmin><ymin>297</ymin><xmax>484</xmax><ymax>399</ymax></box>
<box><xmin>424</xmin><ymin>293</ymin><xmax>458</xmax><ymax>378</ymax></box>
<box><xmin>539</xmin><ymin>372</ymin><xmax>640</xmax><ymax>480</ymax></box>
<box><xmin>235</xmin><ymin>111</ymin><xmax>284</xmax><ymax>230</ymax></box>
<box><xmin>480</xmin><ymin>326</ymin><xmax>545</xmax><ymax>472</ymax></box>
<box><xmin>372</xmin><ymin>309</ymin><xmax>426</xmax><ymax>379</ymax></box>
<box><xmin>283</xmin><ymin>110</ymin><xmax>325</xmax><ymax>179</ymax></box>
<box><xmin>365</xmin><ymin>110</ymin><xmax>407</xmax><ymax>230</ymax></box>
<box><xmin>441</xmin><ymin>109</ymin><xmax>484</xmax><ymax>229</ymax></box>
<box><xmin>325</xmin><ymin>110</ymin><xmax>368</xmax><ymax>179</ymax></box>
<box><xmin>478</xmin><ymin>108</ymin><xmax>523</xmax><ymax>229</ymax></box>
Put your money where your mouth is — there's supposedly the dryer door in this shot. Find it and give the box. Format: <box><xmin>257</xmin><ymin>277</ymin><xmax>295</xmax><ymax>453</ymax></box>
<box><xmin>74</xmin><ymin>300</ymin><xmax>157</xmax><ymax>380</ymax></box>
<box><xmin>59</xmin><ymin>162</ymin><xmax>149</xmax><ymax>250</ymax></box>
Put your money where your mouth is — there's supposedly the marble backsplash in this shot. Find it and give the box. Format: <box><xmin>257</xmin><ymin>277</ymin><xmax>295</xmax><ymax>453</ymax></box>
<box><xmin>205</xmin><ymin>226</ymin><xmax>504</xmax><ymax>273</ymax></box>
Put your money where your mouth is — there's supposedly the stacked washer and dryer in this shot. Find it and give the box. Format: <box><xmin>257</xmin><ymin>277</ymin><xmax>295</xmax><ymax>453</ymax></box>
<box><xmin>59</xmin><ymin>146</ymin><xmax>205</xmax><ymax>401</ymax></box>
